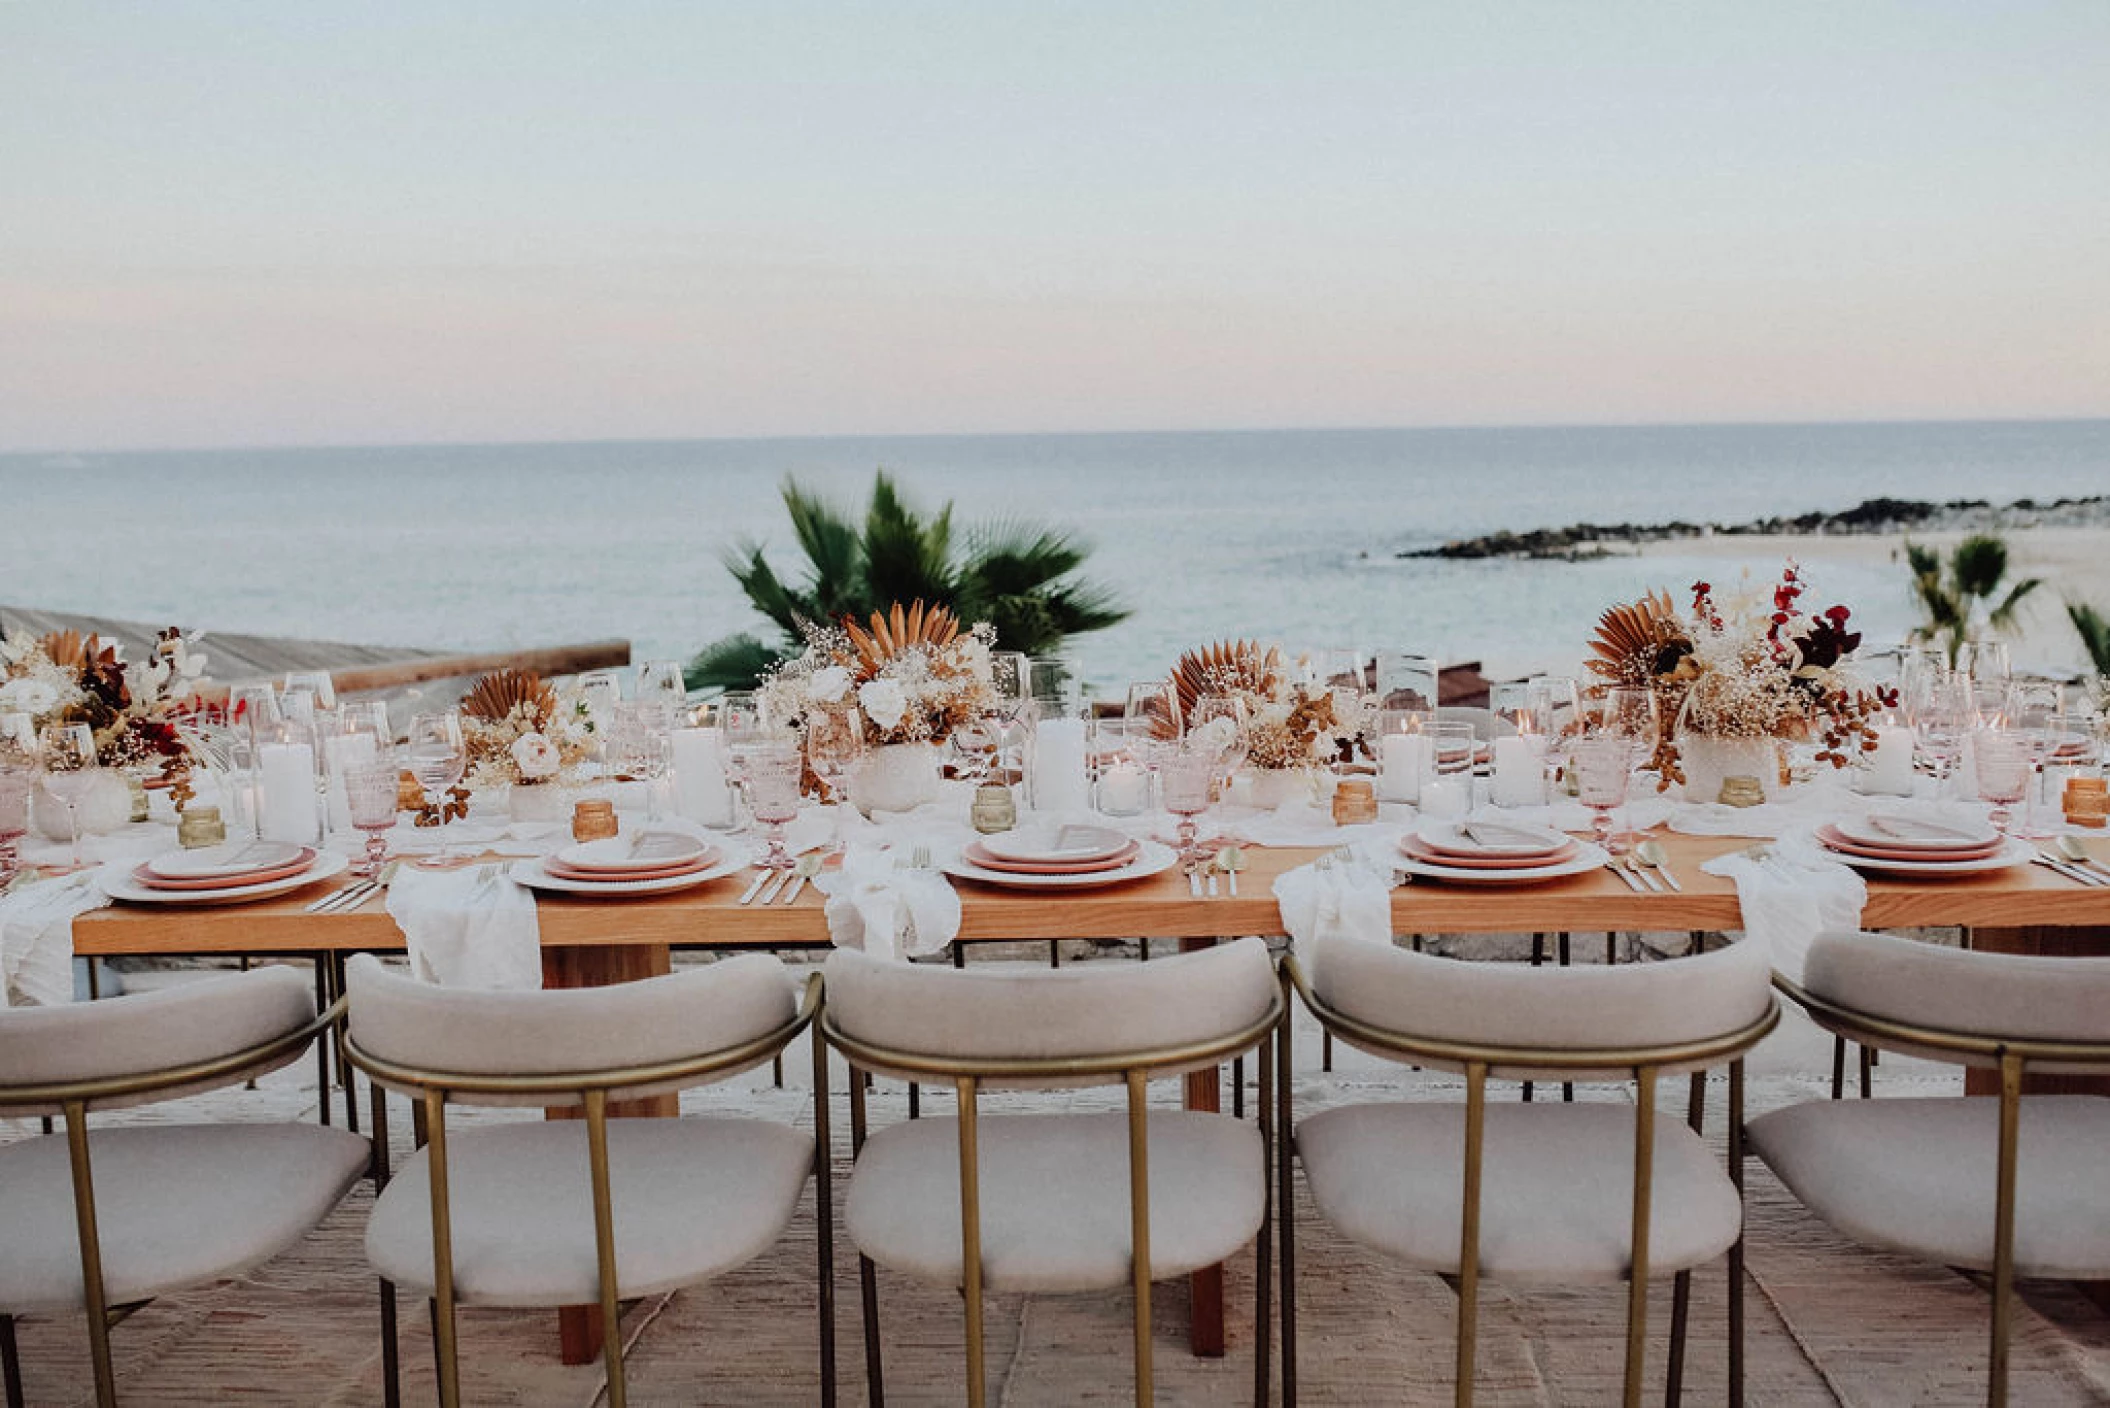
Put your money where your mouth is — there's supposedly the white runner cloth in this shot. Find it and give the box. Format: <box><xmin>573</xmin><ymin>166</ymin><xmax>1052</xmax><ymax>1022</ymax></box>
<box><xmin>0</xmin><ymin>872</ymin><xmax>106</xmax><ymax>1006</ymax></box>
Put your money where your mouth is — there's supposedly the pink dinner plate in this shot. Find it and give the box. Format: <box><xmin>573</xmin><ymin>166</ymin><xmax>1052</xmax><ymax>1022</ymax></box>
<box><xmin>542</xmin><ymin>852</ymin><xmax>716</xmax><ymax>884</ymax></box>
<box><xmin>960</xmin><ymin>839</ymin><xmax>1142</xmax><ymax>875</ymax></box>
<box><xmin>133</xmin><ymin>850</ymin><xmax>320</xmax><ymax>891</ymax></box>
<box><xmin>1814</xmin><ymin>823</ymin><xmax>2003</xmax><ymax>864</ymax></box>
<box><xmin>1398</xmin><ymin>835</ymin><xmax>1580</xmax><ymax>870</ymax></box>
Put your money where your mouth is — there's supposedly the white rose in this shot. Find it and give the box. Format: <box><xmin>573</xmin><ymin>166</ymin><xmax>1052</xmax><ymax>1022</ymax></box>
<box><xmin>810</xmin><ymin>665</ymin><xmax>853</xmax><ymax>704</ymax></box>
<box><xmin>858</xmin><ymin>678</ymin><xmax>909</xmax><ymax>733</ymax></box>
<box><xmin>0</xmin><ymin>679</ymin><xmax>60</xmax><ymax>717</ymax></box>
<box><xmin>510</xmin><ymin>732</ymin><xmax>561</xmax><ymax>780</ymax></box>
<box><xmin>1189</xmin><ymin>717</ymin><xmax>1237</xmax><ymax>754</ymax></box>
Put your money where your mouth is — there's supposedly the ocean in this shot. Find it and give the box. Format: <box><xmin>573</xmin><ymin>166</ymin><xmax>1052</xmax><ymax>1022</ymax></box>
<box><xmin>3</xmin><ymin>419</ymin><xmax>2105</xmax><ymax>692</ymax></box>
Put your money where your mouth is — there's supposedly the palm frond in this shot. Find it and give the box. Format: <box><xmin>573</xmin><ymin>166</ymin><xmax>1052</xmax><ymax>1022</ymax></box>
<box><xmin>863</xmin><ymin>472</ymin><xmax>953</xmax><ymax>605</ymax></box>
<box><xmin>1985</xmin><ymin>577</ymin><xmax>2042</xmax><ymax>633</ymax></box>
<box><xmin>720</xmin><ymin>539</ymin><xmax>814</xmax><ymax>641</ymax></box>
<box><xmin>684</xmin><ymin>634</ymin><xmax>789</xmax><ymax>693</ymax></box>
<box><xmin>1950</xmin><ymin>535</ymin><xmax>2011</xmax><ymax>600</ymax></box>
<box><xmin>2070</xmin><ymin>600</ymin><xmax>2110</xmax><ymax>676</ymax></box>
<box><xmin>780</xmin><ymin>479</ymin><xmax>867</xmax><ymax>620</ymax></box>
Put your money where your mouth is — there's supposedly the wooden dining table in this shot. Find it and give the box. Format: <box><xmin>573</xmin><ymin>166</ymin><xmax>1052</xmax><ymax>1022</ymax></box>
<box><xmin>67</xmin><ymin>828</ymin><xmax>2110</xmax><ymax>1360</ymax></box>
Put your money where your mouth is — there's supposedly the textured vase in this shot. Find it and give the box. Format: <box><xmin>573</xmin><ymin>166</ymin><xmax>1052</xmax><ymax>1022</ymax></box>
<box><xmin>506</xmin><ymin>782</ymin><xmax>572</xmax><ymax>824</ymax></box>
<box><xmin>849</xmin><ymin>743</ymin><xmax>942</xmax><ymax>816</ymax></box>
<box><xmin>33</xmin><ymin>771</ymin><xmax>133</xmax><ymax>840</ymax></box>
<box><xmin>1239</xmin><ymin>768</ymin><xmax>1320</xmax><ymax>810</ymax></box>
<box><xmin>1676</xmin><ymin>731</ymin><xmax>1777</xmax><ymax>806</ymax></box>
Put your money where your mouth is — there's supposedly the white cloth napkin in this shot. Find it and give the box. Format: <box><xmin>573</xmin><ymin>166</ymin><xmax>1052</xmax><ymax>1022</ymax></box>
<box><xmin>814</xmin><ymin>844</ymin><xmax>961</xmax><ymax>961</ymax></box>
<box><xmin>384</xmin><ymin>865</ymin><xmax>543</xmax><ymax>990</ymax></box>
<box><xmin>0</xmin><ymin>871</ymin><xmax>107</xmax><ymax>1006</ymax></box>
<box><xmin>1699</xmin><ymin>830</ymin><xmax>1866</xmax><ymax>985</ymax></box>
<box><xmin>1272</xmin><ymin>843</ymin><xmax>1397</xmax><ymax>955</ymax></box>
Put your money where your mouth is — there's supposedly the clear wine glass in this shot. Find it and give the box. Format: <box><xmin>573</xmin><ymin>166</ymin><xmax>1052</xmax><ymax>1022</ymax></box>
<box><xmin>404</xmin><ymin>712</ymin><xmax>466</xmax><ymax>833</ymax></box>
<box><xmin>611</xmin><ymin>701</ymin><xmax>672</xmax><ymax>822</ymax></box>
<box><xmin>635</xmin><ymin>660</ymin><xmax>690</xmax><ymax>719</ymax></box>
<box><xmin>2002</xmin><ymin>681</ymin><xmax>2061</xmax><ymax>836</ymax></box>
<box><xmin>39</xmin><ymin>722</ymin><xmax>99</xmax><ymax>869</ymax></box>
<box><xmin>1913</xmin><ymin>676</ymin><xmax>1971</xmax><ymax>796</ymax></box>
<box><xmin>1958</xmin><ymin>640</ymin><xmax>2011</xmax><ymax>686</ymax></box>
<box><xmin>282</xmin><ymin>670</ymin><xmax>338</xmax><ymax>711</ymax></box>
<box><xmin>1373</xmin><ymin>652</ymin><xmax>1439</xmax><ymax>713</ymax></box>
<box><xmin>1124</xmin><ymin>680</ymin><xmax>1181</xmax><ymax>742</ymax></box>
<box><xmin>1571</xmin><ymin>735</ymin><xmax>1633</xmax><ymax>853</ymax></box>
<box><xmin>805</xmin><ymin>705</ymin><xmax>865</xmax><ymax>847</ymax></box>
<box><xmin>343</xmin><ymin>760</ymin><xmax>400</xmax><ymax>878</ymax></box>
<box><xmin>745</xmin><ymin>740</ymin><xmax>804</xmax><ymax>871</ymax></box>
<box><xmin>1188</xmin><ymin>694</ymin><xmax>1250</xmax><ymax>798</ymax></box>
<box><xmin>1972</xmin><ymin>726</ymin><xmax>2030</xmax><ymax>835</ymax></box>
<box><xmin>1528</xmin><ymin>674</ymin><xmax>1582</xmax><ymax>797</ymax></box>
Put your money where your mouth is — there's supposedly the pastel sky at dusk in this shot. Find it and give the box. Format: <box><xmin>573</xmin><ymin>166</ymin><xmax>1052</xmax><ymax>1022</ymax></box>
<box><xmin>3</xmin><ymin>2</ymin><xmax>2106</xmax><ymax>452</ymax></box>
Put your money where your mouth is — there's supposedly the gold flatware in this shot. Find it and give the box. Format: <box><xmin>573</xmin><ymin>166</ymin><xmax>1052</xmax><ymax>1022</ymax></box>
<box><xmin>1636</xmin><ymin>839</ymin><xmax>1682</xmax><ymax>892</ymax></box>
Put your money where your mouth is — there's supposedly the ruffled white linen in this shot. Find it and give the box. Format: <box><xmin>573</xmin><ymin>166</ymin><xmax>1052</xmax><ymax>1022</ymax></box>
<box><xmin>1223</xmin><ymin>799</ymin><xmax>1414</xmax><ymax>850</ymax></box>
<box><xmin>1272</xmin><ymin>842</ymin><xmax>1397</xmax><ymax>954</ymax></box>
<box><xmin>0</xmin><ymin>872</ymin><xmax>105</xmax><ymax>1006</ymax></box>
<box><xmin>384</xmin><ymin>865</ymin><xmax>542</xmax><ymax>990</ymax></box>
<box><xmin>814</xmin><ymin>845</ymin><xmax>960</xmax><ymax>962</ymax></box>
<box><xmin>1699</xmin><ymin>831</ymin><xmax>1865</xmax><ymax>985</ymax></box>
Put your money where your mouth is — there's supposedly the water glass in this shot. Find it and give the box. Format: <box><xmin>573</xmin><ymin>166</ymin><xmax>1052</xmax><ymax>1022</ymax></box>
<box><xmin>1972</xmin><ymin>727</ymin><xmax>2030</xmax><ymax>835</ymax></box>
<box><xmin>1373</xmin><ymin>652</ymin><xmax>1439</xmax><ymax>713</ymax></box>
<box><xmin>1123</xmin><ymin>680</ymin><xmax>1181</xmax><ymax>741</ymax></box>
<box><xmin>404</xmin><ymin>712</ymin><xmax>467</xmax><ymax>826</ymax></box>
<box><xmin>283</xmin><ymin>670</ymin><xmax>337</xmax><ymax>711</ymax></box>
<box><xmin>636</xmin><ymin>659</ymin><xmax>689</xmax><ymax>715</ymax></box>
<box><xmin>611</xmin><ymin>702</ymin><xmax>673</xmax><ymax>821</ymax></box>
<box><xmin>39</xmin><ymin>722</ymin><xmax>100</xmax><ymax>867</ymax></box>
<box><xmin>1422</xmin><ymin>720</ymin><xmax>1477</xmax><ymax>818</ymax></box>
<box><xmin>1158</xmin><ymin>740</ymin><xmax>1220</xmax><ymax>869</ymax></box>
<box><xmin>745</xmin><ymin>741</ymin><xmax>804</xmax><ymax>871</ymax></box>
<box><xmin>343</xmin><ymin>761</ymin><xmax>400</xmax><ymax>878</ymax></box>
<box><xmin>1913</xmin><ymin>676</ymin><xmax>1971</xmax><ymax>793</ymax></box>
<box><xmin>1572</xmin><ymin>735</ymin><xmax>1633</xmax><ymax>851</ymax></box>
<box><xmin>1958</xmin><ymin>641</ymin><xmax>2011</xmax><ymax>685</ymax></box>
<box><xmin>805</xmin><ymin>706</ymin><xmax>865</xmax><ymax>845</ymax></box>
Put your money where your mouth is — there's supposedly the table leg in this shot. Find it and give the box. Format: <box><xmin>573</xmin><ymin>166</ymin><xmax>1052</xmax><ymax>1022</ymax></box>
<box><xmin>542</xmin><ymin>944</ymin><xmax>677</xmax><ymax>1365</ymax></box>
<box><xmin>1180</xmin><ymin>938</ymin><xmax>1228</xmax><ymax>1358</ymax></box>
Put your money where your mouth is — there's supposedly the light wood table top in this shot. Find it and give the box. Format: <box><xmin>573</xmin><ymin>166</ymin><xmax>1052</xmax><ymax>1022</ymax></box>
<box><xmin>69</xmin><ymin>830</ymin><xmax>2110</xmax><ymax>956</ymax></box>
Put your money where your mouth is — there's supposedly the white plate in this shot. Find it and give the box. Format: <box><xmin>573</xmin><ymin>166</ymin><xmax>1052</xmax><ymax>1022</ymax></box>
<box><xmin>1827</xmin><ymin>838</ymin><xmax>2035</xmax><ymax>878</ymax></box>
<box><xmin>942</xmin><ymin>840</ymin><xmax>1180</xmax><ymax>890</ymax></box>
<box><xmin>511</xmin><ymin>850</ymin><xmax>749</xmax><ymax>897</ymax></box>
<box><xmin>1415</xmin><ymin>820</ymin><xmax>1572</xmax><ymax>858</ymax></box>
<box><xmin>146</xmin><ymin>840</ymin><xmax>310</xmax><ymax>881</ymax></box>
<box><xmin>1395</xmin><ymin>844</ymin><xmax>1611</xmax><ymax>886</ymax></box>
<box><xmin>1835</xmin><ymin>813</ymin><xmax>2000</xmax><ymax>852</ymax></box>
<box><xmin>556</xmin><ymin>831</ymin><xmax>714</xmax><ymax>873</ymax></box>
<box><xmin>976</xmin><ymin>823</ymin><xmax>1134</xmax><ymax>864</ymax></box>
<box><xmin>101</xmin><ymin>851</ymin><xmax>349</xmax><ymax>906</ymax></box>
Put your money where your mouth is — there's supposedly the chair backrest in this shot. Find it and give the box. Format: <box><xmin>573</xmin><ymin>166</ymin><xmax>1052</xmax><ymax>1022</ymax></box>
<box><xmin>1803</xmin><ymin>930</ymin><xmax>2110</xmax><ymax>1073</ymax></box>
<box><xmin>0</xmin><ymin>965</ymin><xmax>319</xmax><ymax>1115</ymax></box>
<box><xmin>344</xmin><ymin>952</ymin><xmax>798</xmax><ymax>1107</ymax></box>
<box><xmin>823</xmin><ymin>935</ymin><xmax>1279</xmax><ymax>1088</ymax></box>
<box><xmin>1308</xmin><ymin>933</ymin><xmax>1774</xmax><ymax>1080</ymax></box>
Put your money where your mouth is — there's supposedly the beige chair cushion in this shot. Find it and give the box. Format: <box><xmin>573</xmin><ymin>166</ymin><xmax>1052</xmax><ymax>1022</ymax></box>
<box><xmin>1309</xmin><ymin>932</ymin><xmax>1772</xmax><ymax>1080</ymax></box>
<box><xmin>346</xmin><ymin>952</ymin><xmax>796</xmax><ymax>1106</ymax></box>
<box><xmin>1802</xmin><ymin>931</ymin><xmax>2110</xmax><ymax>1073</ymax></box>
<box><xmin>846</xmin><ymin>1111</ymin><xmax>1263</xmax><ymax>1293</ymax></box>
<box><xmin>1748</xmin><ymin>1094</ymin><xmax>2110</xmax><ymax>1279</ymax></box>
<box><xmin>0</xmin><ymin>965</ymin><xmax>317</xmax><ymax>1114</ymax></box>
<box><xmin>1297</xmin><ymin>1103</ymin><xmax>1741</xmax><ymax>1283</ymax></box>
<box><xmin>824</xmin><ymin>934</ymin><xmax>1276</xmax><ymax>1087</ymax></box>
<box><xmin>0</xmin><ymin>1123</ymin><xmax>369</xmax><ymax>1313</ymax></box>
<box><xmin>366</xmin><ymin>1117</ymin><xmax>812</xmax><ymax>1306</ymax></box>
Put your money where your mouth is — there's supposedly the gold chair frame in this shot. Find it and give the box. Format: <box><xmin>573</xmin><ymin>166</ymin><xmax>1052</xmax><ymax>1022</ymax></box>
<box><xmin>1281</xmin><ymin>953</ymin><xmax>1779</xmax><ymax>1408</ymax></box>
<box><xmin>0</xmin><ymin>994</ymin><xmax>351</xmax><ymax>1408</ymax></box>
<box><xmin>343</xmin><ymin>969</ymin><xmax>834</xmax><ymax>1408</ymax></box>
<box><xmin>822</xmin><ymin>976</ymin><xmax>1285</xmax><ymax>1408</ymax></box>
<box><xmin>1771</xmin><ymin>973</ymin><xmax>2110</xmax><ymax>1408</ymax></box>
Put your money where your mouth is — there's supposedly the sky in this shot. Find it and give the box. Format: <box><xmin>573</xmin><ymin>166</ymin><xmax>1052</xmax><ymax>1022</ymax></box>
<box><xmin>3</xmin><ymin>2</ymin><xmax>2107</xmax><ymax>453</ymax></box>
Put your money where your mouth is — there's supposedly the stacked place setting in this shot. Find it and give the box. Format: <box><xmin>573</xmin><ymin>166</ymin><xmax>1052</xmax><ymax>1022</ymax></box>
<box><xmin>1396</xmin><ymin>819</ymin><xmax>1609</xmax><ymax>886</ymax></box>
<box><xmin>103</xmin><ymin>840</ymin><xmax>349</xmax><ymax>905</ymax></box>
<box><xmin>946</xmin><ymin>822</ymin><xmax>1177</xmax><ymax>889</ymax></box>
<box><xmin>1813</xmin><ymin>811</ymin><xmax>2028</xmax><ymax>877</ymax></box>
<box><xmin>512</xmin><ymin>829</ymin><xmax>741</xmax><ymax>896</ymax></box>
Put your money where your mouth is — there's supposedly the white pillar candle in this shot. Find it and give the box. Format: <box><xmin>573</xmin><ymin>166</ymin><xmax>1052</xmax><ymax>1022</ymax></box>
<box><xmin>1378</xmin><ymin>732</ymin><xmax>1430</xmax><ymax>803</ymax></box>
<box><xmin>671</xmin><ymin>726</ymin><xmax>734</xmax><ymax>827</ymax></box>
<box><xmin>1420</xmin><ymin>774</ymin><xmax>1470</xmax><ymax>819</ymax></box>
<box><xmin>1490</xmin><ymin>735</ymin><xmax>1546</xmax><ymax>808</ymax></box>
<box><xmin>258</xmin><ymin>741</ymin><xmax>320</xmax><ymax>844</ymax></box>
<box><xmin>1097</xmin><ymin>760</ymin><xmax>1147</xmax><ymax>816</ymax></box>
<box><xmin>1030</xmin><ymin>718</ymin><xmax>1091</xmax><ymax>814</ymax></box>
<box><xmin>1860</xmin><ymin>722</ymin><xmax>1916</xmax><ymax>796</ymax></box>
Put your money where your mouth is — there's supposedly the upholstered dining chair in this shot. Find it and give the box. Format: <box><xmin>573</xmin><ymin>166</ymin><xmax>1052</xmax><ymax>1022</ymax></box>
<box><xmin>1748</xmin><ymin>931</ymin><xmax>2110</xmax><ymax>1408</ymax></box>
<box><xmin>0</xmin><ymin>964</ymin><xmax>369</xmax><ymax>1408</ymax></box>
<box><xmin>1283</xmin><ymin>933</ymin><xmax>1777</xmax><ymax>1408</ymax></box>
<box><xmin>823</xmin><ymin>934</ymin><xmax>1281</xmax><ymax>1408</ymax></box>
<box><xmin>343</xmin><ymin>952</ymin><xmax>831</xmax><ymax>1408</ymax></box>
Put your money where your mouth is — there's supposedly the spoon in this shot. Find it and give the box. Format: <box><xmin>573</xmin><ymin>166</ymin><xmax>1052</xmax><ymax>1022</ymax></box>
<box><xmin>1635</xmin><ymin>839</ymin><xmax>1682</xmax><ymax>892</ymax></box>
<box><xmin>781</xmin><ymin>851</ymin><xmax>825</xmax><ymax>905</ymax></box>
<box><xmin>2056</xmin><ymin>835</ymin><xmax>2108</xmax><ymax>878</ymax></box>
<box><xmin>1216</xmin><ymin>845</ymin><xmax>1246</xmax><ymax>896</ymax></box>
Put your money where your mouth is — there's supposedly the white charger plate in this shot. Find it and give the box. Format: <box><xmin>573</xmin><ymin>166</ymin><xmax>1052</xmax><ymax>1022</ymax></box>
<box><xmin>147</xmin><ymin>840</ymin><xmax>311</xmax><ymax>881</ymax></box>
<box><xmin>1395</xmin><ymin>844</ymin><xmax>1610</xmax><ymax>886</ymax></box>
<box><xmin>510</xmin><ymin>851</ymin><xmax>748</xmax><ymax>897</ymax></box>
<box><xmin>555</xmin><ymin>831</ymin><xmax>715</xmax><ymax>873</ymax></box>
<box><xmin>101</xmin><ymin>851</ymin><xmax>349</xmax><ymax>906</ymax></box>
<box><xmin>1834</xmin><ymin>813</ymin><xmax>2000</xmax><ymax>852</ymax></box>
<box><xmin>976</xmin><ymin>823</ymin><xmax>1134</xmax><ymax>864</ymax></box>
<box><xmin>1825</xmin><ymin>838</ymin><xmax>2034</xmax><ymax>878</ymax></box>
<box><xmin>942</xmin><ymin>840</ymin><xmax>1179</xmax><ymax>890</ymax></box>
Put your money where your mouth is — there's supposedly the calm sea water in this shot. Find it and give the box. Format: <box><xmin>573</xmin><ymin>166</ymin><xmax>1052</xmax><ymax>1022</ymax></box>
<box><xmin>3</xmin><ymin>420</ymin><xmax>2104</xmax><ymax>690</ymax></box>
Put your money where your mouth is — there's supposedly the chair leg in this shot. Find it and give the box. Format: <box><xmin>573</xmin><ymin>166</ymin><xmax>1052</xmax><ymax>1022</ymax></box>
<box><xmin>1456</xmin><ymin>1064</ymin><xmax>1488</xmax><ymax>1408</ymax></box>
<box><xmin>1125</xmin><ymin>1069</ymin><xmax>1154</xmax><ymax>1408</ymax></box>
<box><xmin>849</xmin><ymin>1069</ymin><xmax>884</xmax><ymax>1408</ymax></box>
<box><xmin>1830</xmin><ymin>1034</ymin><xmax>1847</xmax><ymax>1100</ymax></box>
<box><xmin>811</xmin><ymin>1019</ymin><xmax>838</xmax><ymax>1408</ymax></box>
<box><xmin>1560</xmin><ymin>935</ymin><xmax>1574</xmax><ymax>1102</ymax></box>
<box><xmin>957</xmin><ymin>1076</ymin><xmax>987</xmax><ymax>1408</ymax></box>
<box><xmin>1623</xmin><ymin>1068</ymin><xmax>1658</xmax><ymax>1408</ymax></box>
<box><xmin>61</xmin><ymin>1101</ymin><xmax>118</xmax><ymax>1408</ymax></box>
<box><xmin>1990</xmin><ymin>1055</ymin><xmax>2023</xmax><ymax>1408</ymax></box>
<box><xmin>2</xmin><ymin>1313</ymin><xmax>25</xmax><ymax>1408</ymax></box>
<box><xmin>315</xmin><ymin>960</ymin><xmax>334</xmax><ymax>1128</ymax></box>
<box><xmin>1279</xmin><ymin>998</ymin><xmax>1298</xmax><ymax>1407</ymax></box>
<box><xmin>1859</xmin><ymin>1043</ymin><xmax>1874</xmax><ymax>1100</ymax></box>
<box><xmin>422</xmin><ymin>1090</ymin><xmax>462</xmax><ymax>1408</ymax></box>
<box><xmin>583</xmin><ymin>1091</ymin><xmax>628</xmax><ymax>1408</ymax></box>
<box><xmin>1233</xmin><ymin>1055</ymin><xmax>1245</xmax><ymax>1120</ymax></box>
<box><xmin>371</xmin><ymin>1082</ymin><xmax>402</xmax><ymax>1408</ymax></box>
<box><xmin>1254</xmin><ymin>1030</ymin><xmax>1274</xmax><ymax>1408</ymax></box>
<box><xmin>1524</xmin><ymin>933</ymin><xmax>1546</xmax><ymax>1102</ymax></box>
<box><xmin>1666</xmin><ymin>1070</ymin><xmax>1706</xmax><ymax>1407</ymax></box>
<box><xmin>1728</xmin><ymin>1060</ymin><xmax>1746</xmax><ymax>1408</ymax></box>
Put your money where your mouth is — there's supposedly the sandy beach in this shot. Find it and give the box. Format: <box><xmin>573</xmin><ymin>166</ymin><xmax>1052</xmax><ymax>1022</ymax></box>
<box><xmin>1633</xmin><ymin>525</ymin><xmax>2110</xmax><ymax>681</ymax></box>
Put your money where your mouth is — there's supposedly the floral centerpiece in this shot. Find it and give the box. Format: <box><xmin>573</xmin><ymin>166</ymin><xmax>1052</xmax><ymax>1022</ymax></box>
<box><xmin>1586</xmin><ymin>562</ymin><xmax>1891</xmax><ymax>795</ymax></box>
<box><xmin>759</xmin><ymin>602</ymin><xmax>995</xmax><ymax>811</ymax></box>
<box><xmin>1171</xmin><ymin>641</ymin><xmax>1369</xmax><ymax>788</ymax></box>
<box><xmin>459</xmin><ymin>668</ymin><xmax>595</xmax><ymax>795</ymax></box>
<box><xmin>0</xmin><ymin>627</ymin><xmax>212</xmax><ymax>807</ymax></box>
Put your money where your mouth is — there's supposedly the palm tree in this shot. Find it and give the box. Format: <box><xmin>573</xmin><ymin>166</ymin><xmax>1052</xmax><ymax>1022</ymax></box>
<box><xmin>1904</xmin><ymin>534</ymin><xmax>2041</xmax><ymax>667</ymax></box>
<box><xmin>2069</xmin><ymin>600</ymin><xmax>2110</xmax><ymax>677</ymax></box>
<box><xmin>687</xmin><ymin>471</ymin><xmax>1129</xmax><ymax>691</ymax></box>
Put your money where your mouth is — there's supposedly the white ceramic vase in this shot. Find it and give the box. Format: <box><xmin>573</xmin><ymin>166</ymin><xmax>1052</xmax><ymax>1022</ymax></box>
<box><xmin>506</xmin><ymin>782</ymin><xmax>573</xmax><ymax>824</ymax></box>
<box><xmin>1676</xmin><ymin>731</ymin><xmax>1777</xmax><ymax>806</ymax></box>
<box><xmin>33</xmin><ymin>771</ymin><xmax>133</xmax><ymax>840</ymax></box>
<box><xmin>1238</xmin><ymin>767</ymin><xmax>1320</xmax><ymax>810</ymax></box>
<box><xmin>849</xmin><ymin>742</ymin><xmax>942</xmax><ymax>816</ymax></box>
